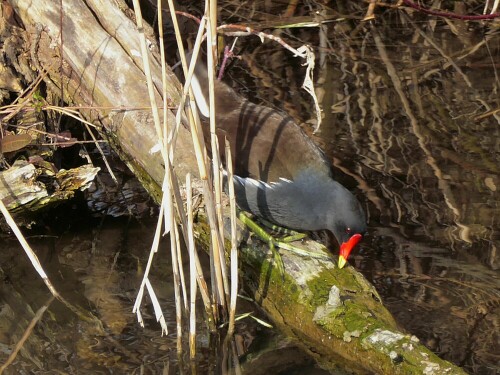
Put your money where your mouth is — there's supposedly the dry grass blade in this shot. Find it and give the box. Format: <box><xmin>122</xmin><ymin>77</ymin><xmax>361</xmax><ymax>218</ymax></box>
<box><xmin>225</xmin><ymin>139</ymin><xmax>238</xmax><ymax>336</ymax></box>
<box><xmin>186</xmin><ymin>173</ymin><xmax>197</xmax><ymax>358</ymax></box>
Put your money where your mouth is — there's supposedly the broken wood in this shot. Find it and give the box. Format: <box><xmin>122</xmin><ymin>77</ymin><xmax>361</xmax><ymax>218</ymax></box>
<box><xmin>0</xmin><ymin>160</ymin><xmax>99</xmax><ymax>225</ymax></box>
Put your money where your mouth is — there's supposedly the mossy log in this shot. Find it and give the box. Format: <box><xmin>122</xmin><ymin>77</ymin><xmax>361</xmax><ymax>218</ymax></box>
<box><xmin>195</xmin><ymin>220</ymin><xmax>466</xmax><ymax>374</ymax></box>
<box><xmin>6</xmin><ymin>0</ymin><xmax>466</xmax><ymax>373</ymax></box>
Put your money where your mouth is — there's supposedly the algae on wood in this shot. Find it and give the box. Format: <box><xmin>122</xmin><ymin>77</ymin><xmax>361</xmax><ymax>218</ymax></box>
<box><xmin>196</xmin><ymin>219</ymin><xmax>466</xmax><ymax>374</ymax></box>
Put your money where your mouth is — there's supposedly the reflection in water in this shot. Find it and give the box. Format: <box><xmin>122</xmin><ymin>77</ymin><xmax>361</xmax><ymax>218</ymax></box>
<box><xmin>237</xmin><ymin>7</ymin><xmax>498</xmax><ymax>374</ymax></box>
<box><xmin>0</xmin><ymin>218</ymin><xmax>329</xmax><ymax>374</ymax></box>
<box><xmin>313</xmin><ymin>24</ymin><xmax>499</xmax><ymax>375</ymax></box>
<box><xmin>0</xmin><ymin>219</ymin><xmax>189</xmax><ymax>373</ymax></box>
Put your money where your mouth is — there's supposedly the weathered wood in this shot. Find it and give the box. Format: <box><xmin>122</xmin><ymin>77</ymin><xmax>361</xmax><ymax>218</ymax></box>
<box><xmin>5</xmin><ymin>0</ymin><xmax>467</xmax><ymax>373</ymax></box>
<box><xmin>0</xmin><ymin>160</ymin><xmax>99</xmax><ymax>223</ymax></box>
<box><xmin>8</xmin><ymin>0</ymin><xmax>196</xmax><ymax>201</ymax></box>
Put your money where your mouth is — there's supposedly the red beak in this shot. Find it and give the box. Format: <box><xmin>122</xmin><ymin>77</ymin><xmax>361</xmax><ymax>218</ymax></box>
<box><xmin>338</xmin><ymin>233</ymin><xmax>362</xmax><ymax>269</ymax></box>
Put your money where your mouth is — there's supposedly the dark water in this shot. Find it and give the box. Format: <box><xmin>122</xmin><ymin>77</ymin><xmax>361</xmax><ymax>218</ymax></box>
<box><xmin>0</xmin><ymin>216</ymin><xmax>332</xmax><ymax>374</ymax></box>
<box><xmin>323</xmin><ymin>27</ymin><xmax>499</xmax><ymax>375</ymax></box>
<box><xmin>228</xmin><ymin>7</ymin><xmax>499</xmax><ymax>374</ymax></box>
<box><xmin>0</xmin><ymin>218</ymin><xmax>186</xmax><ymax>373</ymax></box>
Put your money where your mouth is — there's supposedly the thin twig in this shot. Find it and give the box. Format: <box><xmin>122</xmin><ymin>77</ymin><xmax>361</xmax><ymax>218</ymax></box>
<box><xmin>401</xmin><ymin>0</ymin><xmax>500</xmax><ymax>20</ymax></box>
<box><xmin>0</xmin><ymin>296</ymin><xmax>55</xmax><ymax>375</ymax></box>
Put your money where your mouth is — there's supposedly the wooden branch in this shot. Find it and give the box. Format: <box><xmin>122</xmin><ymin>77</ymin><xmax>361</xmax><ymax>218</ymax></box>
<box><xmin>9</xmin><ymin>0</ymin><xmax>196</xmax><ymax>201</ymax></box>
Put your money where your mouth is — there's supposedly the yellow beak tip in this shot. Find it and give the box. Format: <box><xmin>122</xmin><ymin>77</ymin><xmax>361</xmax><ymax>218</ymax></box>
<box><xmin>338</xmin><ymin>256</ymin><xmax>347</xmax><ymax>269</ymax></box>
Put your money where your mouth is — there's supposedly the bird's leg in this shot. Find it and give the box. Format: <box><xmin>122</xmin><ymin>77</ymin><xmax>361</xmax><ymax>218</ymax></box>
<box><xmin>238</xmin><ymin>211</ymin><xmax>329</xmax><ymax>259</ymax></box>
<box><xmin>267</xmin><ymin>239</ymin><xmax>285</xmax><ymax>279</ymax></box>
<box><xmin>238</xmin><ymin>211</ymin><xmax>285</xmax><ymax>276</ymax></box>
<box><xmin>258</xmin><ymin>218</ymin><xmax>308</xmax><ymax>243</ymax></box>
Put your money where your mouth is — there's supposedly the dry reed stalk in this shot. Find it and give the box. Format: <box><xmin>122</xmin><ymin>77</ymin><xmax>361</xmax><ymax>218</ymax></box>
<box><xmin>225</xmin><ymin>139</ymin><xmax>238</xmax><ymax>335</ymax></box>
<box><xmin>131</xmin><ymin>0</ymin><xmax>167</xmax><ymax>162</ymax></box>
<box><xmin>172</xmin><ymin>4</ymin><xmax>228</xmax><ymax>314</ymax></box>
<box><xmin>172</xmin><ymin>16</ymin><xmax>207</xmax><ymax>148</ymax></box>
<box><xmin>186</xmin><ymin>173</ymin><xmax>197</xmax><ymax>358</ymax></box>
<box><xmin>0</xmin><ymin>199</ymin><xmax>100</xmax><ymax>324</ymax></box>
<box><xmin>209</xmin><ymin>0</ymin><xmax>217</xmax><ymax>63</ymax></box>
<box><xmin>175</xmin><ymin>229</ymin><xmax>189</xmax><ymax>312</ymax></box>
<box><xmin>170</xmin><ymin>23</ymin><xmax>215</xmax><ymax>322</ymax></box>
<box><xmin>131</xmin><ymin>0</ymin><xmax>179</xmax><ymax>338</ymax></box>
<box><xmin>168</xmin><ymin>8</ymin><xmax>227</xmax><ymax>315</ymax></box>
<box><xmin>0</xmin><ymin>200</ymin><xmax>58</xmax><ymax>297</ymax></box>
<box><xmin>205</xmin><ymin>4</ymin><xmax>229</xmax><ymax>311</ymax></box>
<box><xmin>157</xmin><ymin>0</ymin><xmax>169</xmax><ymax>153</ymax></box>
<box><xmin>169</xmin><ymin>211</ymin><xmax>183</xmax><ymax>352</ymax></box>
<box><xmin>160</xmin><ymin>0</ymin><xmax>192</xmax><ymax>340</ymax></box>
<box><xmin>170</xmin><ymin>169</ymin><xmax>213</xmax><ymax>322</ymax></box>
<box><xmin>132</xmin><ymin>201</ymin><xmax>168</xmax><ymax>334</ymax></box>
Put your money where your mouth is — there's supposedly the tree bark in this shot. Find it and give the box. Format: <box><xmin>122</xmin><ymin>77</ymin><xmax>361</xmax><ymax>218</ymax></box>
<box><xmin>4</xmin><ymin>0</ymin><xmax>466</xmax><ymax>373</ymax></box>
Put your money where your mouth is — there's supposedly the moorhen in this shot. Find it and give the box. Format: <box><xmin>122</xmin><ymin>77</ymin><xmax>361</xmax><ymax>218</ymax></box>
<box><xmin>189</xmin><ymin>54</ymin><xmax>367</xmax><ymax>268</ymax></box>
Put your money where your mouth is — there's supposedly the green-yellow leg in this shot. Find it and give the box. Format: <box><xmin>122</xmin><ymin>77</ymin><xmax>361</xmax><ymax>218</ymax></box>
<box><xmin>238</xmin><ymin>211</ymin><xmax>329</xmax><ymax>259</ymax></box>
<box><xmin>238</xmin><ymin>211</ymin><xmax>285</xmax><ymax>276</ymax></box>
<box><xmin>257</xmin><ymin>218</ymin><xmax>308</xmax><ymax>243</ymax></box>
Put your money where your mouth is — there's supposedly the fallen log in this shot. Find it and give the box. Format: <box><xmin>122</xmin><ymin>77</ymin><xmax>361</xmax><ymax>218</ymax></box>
<box><xmin>5</xmin><ymin>0</ymin><xmax>466</xmax><ymax>373</ymax></box>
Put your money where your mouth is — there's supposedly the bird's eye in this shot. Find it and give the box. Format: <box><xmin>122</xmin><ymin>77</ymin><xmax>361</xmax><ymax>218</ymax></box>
<box><xmin>345</xmin><ymin>227</ymin><xmax>351</xmax><ymax>234</ymax></box>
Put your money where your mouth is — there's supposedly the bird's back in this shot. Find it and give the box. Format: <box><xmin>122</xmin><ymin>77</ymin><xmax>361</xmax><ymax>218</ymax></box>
<box><xmin>191</xmin><ymin>59</ymin><xmax>332</xmax><ymax>183</ymax></box>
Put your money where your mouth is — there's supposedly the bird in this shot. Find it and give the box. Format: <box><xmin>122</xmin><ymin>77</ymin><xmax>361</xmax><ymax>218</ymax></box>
<box><xmin>188</xmin><ymin>53</ymin><xmax>367</xmax><ymax>269</ymax></box>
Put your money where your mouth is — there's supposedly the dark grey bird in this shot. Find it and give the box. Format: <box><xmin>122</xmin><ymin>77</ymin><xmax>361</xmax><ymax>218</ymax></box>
<box><xmin>189</xmin><ymin>54</ymin><xmax>367</xmax><ymax>268</ymax></box>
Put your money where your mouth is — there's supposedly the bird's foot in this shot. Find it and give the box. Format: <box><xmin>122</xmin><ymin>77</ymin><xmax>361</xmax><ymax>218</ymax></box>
<box><xmin>238</xmin><ymin>212</ymin><xmax>329</xmax><ymax>261</ymax></box>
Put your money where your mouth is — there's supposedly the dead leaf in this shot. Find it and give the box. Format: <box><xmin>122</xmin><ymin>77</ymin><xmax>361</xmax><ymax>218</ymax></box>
<box><xmin>0</xmin><ymin>134</ymin><xmax>32</xmax><ymax>153</ymax></box>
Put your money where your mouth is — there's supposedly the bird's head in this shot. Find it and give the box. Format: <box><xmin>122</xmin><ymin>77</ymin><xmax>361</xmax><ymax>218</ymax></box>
<box><xmin>329</xmin><ymin>192</ymin><xmax>367</xmax><ymax>269</ymax></box>
<box><xmin>334</xmin><ymin>227</ymin><xmax>365</xmax><ymax>269</ymax></box>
